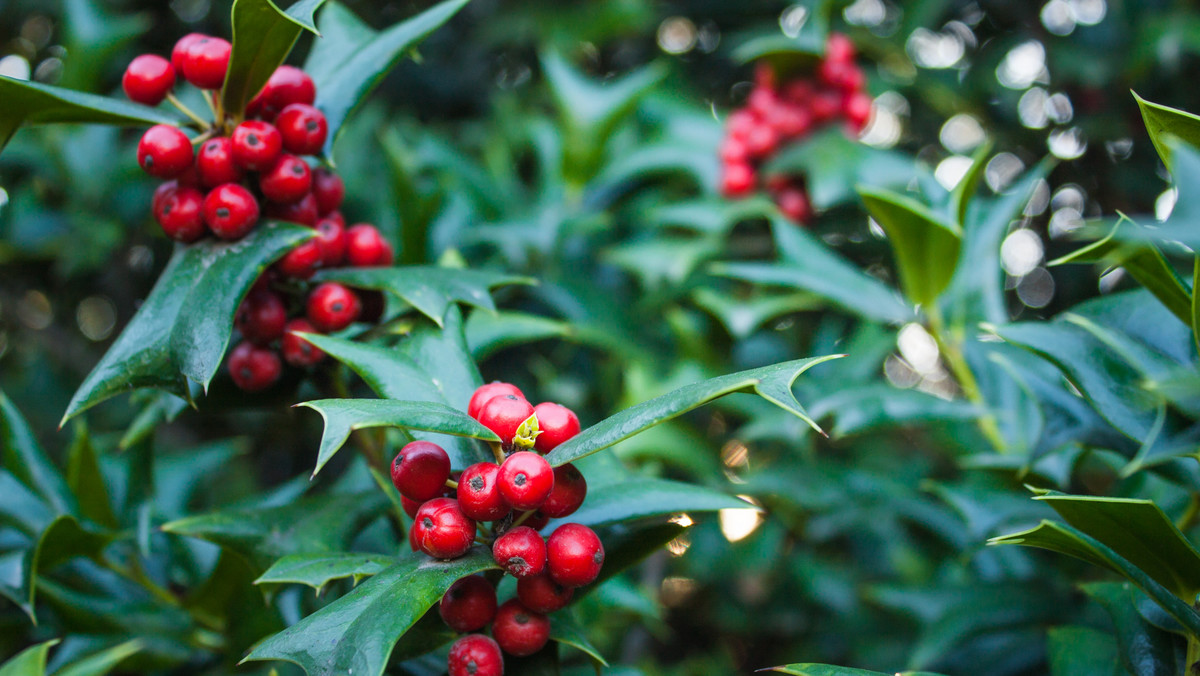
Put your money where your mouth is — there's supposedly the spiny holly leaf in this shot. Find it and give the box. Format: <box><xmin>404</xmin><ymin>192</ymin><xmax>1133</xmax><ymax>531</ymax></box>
<box><xmin>0</xmin><ymin>640</ymin><xmax>59</xmax><ymax>676</ymax></box>
<box><xmin>1133</xmin><ymin>91</ymin><xmax>1200</xmax><ymax>167</ymax></box>
<box><xmin>66</xmin><ymin>423</ymin><xmax>118</xmax><ymax>529</ymax></box>
<box><xmin>242</xmin><ymin>549</ymin><xmax>498</xmax><ymax>676</ymax></box>
<box><xmin>0</xmin><ymin>75</ymin><xmax>178</xmax><ymax>151</ymax></box>
<box><xmin>858</xmin><ymin>185</ymin><xmax>962</xmax><ymax>308</ymax></box>
<box><xmin>161</xmin><ymin>491</ymin><xmax>388</xmax><ymax>572</ymax></box>
<box><xmin>10</xmin><ymin>514</ymin><xmax>114</xmax><ymax>623</ymax></box>
<box><xmin>547</xmin><ymin>356</ymin><xmax>842</xmax><ymax>466</ymax></box>
<box><xmin>63</xmin><ymin>223</ymin><xmax>314</xmax><ymax>422</ymax></box>
<box><xmin>297</xmin><ymin>399</ymin><xmax>499</xmax><ymax>477</ymax></box>
<box><xmin>541</xmin><ymin>51</ymin><xmax>666</xmax><ymax>157</ymax></box>
<box><xmin>220</xmin><ymin>0</ymin><xmax>327</xmax><ymax>117</ymax></box>
<box><xmin>767</xmin><ymin>666</ymin><xmax>947</xmax><ymax>676</ymax></box>
<box><xmin>1</xmin><ymin>388</ymin><xmax>77</xmax><ymax>516</ymax></box>
<box><xmin>767</xmin><ymin>129</ymin><xmax>916</xmax><ymax>210</ymax></box>
<box><xmin>305</xmin><ymin>0</ymin><xmax>471</xmax><ymax>157</ymax></box>
<box><xmin>313</xmin><ymin>265</ymin><xmax>534</xmax><ymax>326</ymax></box>
<box><xmin>559</xmin><ymin>478</ymin><xmax>756</xmax><ymax>528</ymax></box>
<box><xmin>255</xmin><ymin>552</ymin><xmax>396</xmax><ymax>592</ymax></box>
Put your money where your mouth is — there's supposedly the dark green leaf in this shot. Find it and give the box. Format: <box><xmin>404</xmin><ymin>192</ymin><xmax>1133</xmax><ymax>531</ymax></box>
<box><xmin>255</xmin><ymin>551</ymin><xmax>395</xmax><ymax>591</ymax></box>
<box><xmin>0</xmin><ymin>640</ymin><xmax>59</xmax><ymax>676</ymax></box>
<box><xmin>220</xmin><ymin>0</ymin><xmax>326</xmax><ymax>116</ymax></box>
<box><xmin>242</xmin><ymin>549</ymin><xmax>498</xmax><ymax>676</ymax></box>
<box><xmin>297</xmin><ymin>399</ymin><xmax>497</xmax><ymax>477</ymax></box>
<box><xmin>550</xmin><ymin>613</ymin><xmax>608</xmax><ymax>668</ymax></box>
<box><xmin>559</xmin><ymin>478</ymin><xmax>754</xmax><ymax>528</ymax></box>
<box><xmin>15</xmin><ymin>515</ymin><xmax>115</xmax><ymax>622</ymax></box>
<box><xmin>949</xmin><ymin>141</ymin><xmax>992</xmax><ymax>226</ymax></box>
<box><xmin>65</xmin><ymin>423</ymin><xmax>117</xmax><ymax>529</ymax></box>
<box><xmin>0</xmin><ymin>76</ymin><xmax>177</xmax><ymax>151</ymax></box>
<box><xmin>691</xmin><ymin>287</ymin><xmax>822</xmax><ymax>340</ymax></box>
<box><xmin>1133</xmin><ymin>91</ymin><xmax>1200</xmax><ymax>166</ymax></box>
<box><xmin>1083</xmin><ymin>583</ymin><xmax>1179</xmax><ymax>676</ymax></box>
<box><xmin>547</xmin><ymin>356</ymin><xmax>841</xmax><ymax>466</ymax></box>
<box><xmin>1194</xmin><ymin>257</ymin><xmax>1200</xmax><ymax>360</ymax></box>
<box><xmin>768</xmin><ymin>666</ymin><xmax>947</xmax><ymax>676</ymax></box>
<box><xmin>1143</xmin><ymin>141</ymin><xmax>1200</xmax><ymax>250</ymax></box>
<box><xmin>807</xmin><ymin>384</ymin><xmax>980</xmax><ymax>438</ymax></box>
<box><xmin>858</xmin><ymin>185</ymin><xmax>962</xmax><ymax>307</ymax></box>
<box><xmin>767</xmin><ymin>129</ymin><xmax>916</xmax><ymax>209</ymax></box>
<box><xmin>1047</xmin><ymin>626</ymin><xmax>1121</xmax><ymax>676</ymax></box>
<box><xmin>396</xmin><ymin>305</ymin><xmax>484</xmax><ymax>416</ymax></box>
<box><xmin>52</xmin><ymin>640</ymin><xmax>143</xmax><ymax>676</ymax></box>
<box><xmin>1</xmin><ymin>389</ymin><xmax>77</xmax><ymax>516</ymax></box>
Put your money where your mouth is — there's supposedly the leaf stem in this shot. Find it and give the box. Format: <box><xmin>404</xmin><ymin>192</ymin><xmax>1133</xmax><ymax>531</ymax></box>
<box><xmin>166</xmin><ymin>93</ymin><xmax>211</xmax><ymax>129</ymax></box>
<box><xmin>925</xmin><ymin>304</ymin><xmax>1006</xmax><ymax>452</ymax></box>
<box><xmin>445</xmin><ymin>478</ymin><xmax>459</xmax><ymax>490</ymax></box>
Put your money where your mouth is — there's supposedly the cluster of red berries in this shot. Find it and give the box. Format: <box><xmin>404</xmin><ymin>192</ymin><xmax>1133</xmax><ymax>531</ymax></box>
<box><xmin>390</xmin><ymin>382</ymin><xmax>603</xmax><ymax>675</ymax></box>
<box><xmin>121</xmin><ymin>34</ymin><xmax>398</xmax><ymax>392</ymax></box>
<box><xmin>719</xmin><ymin>33</ymin><xmax>871</xmax><ymax>223</ymax></box>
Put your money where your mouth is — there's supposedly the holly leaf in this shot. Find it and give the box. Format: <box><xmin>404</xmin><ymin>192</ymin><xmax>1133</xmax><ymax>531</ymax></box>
<box><xmin>255</xmin><ymin>552</ymin><xmax>396</xmax><ymax>592</ymax></box>
<box><xmin>1133</xmin><ymin>91</ymin><xmax>1200</xmax><ymax>167</ymax></box>
<box><xmin>559</xmin><ymin>478</ymin><xmax>756</xmax><ymax>528</ymax></box>
<box><xmin>766</xmin><ymin>129</ymin><xmax>916</xmax><ymax>210</ymax></box>
<box><xmin>220</xmin><ymin>0</ymin><xmax>327</xmax><ymax>116</ymax></box>
<box><xmin>858</xmin><ymin>185</ymin><xmax>962</xmax><ymax>308</ymax></box>
<box><xmin>1</xmin><ymin>389</ymin><xmax>77</xmax><ymax>516</ymax></box>
<box><xmin>0</xmin><ymin>640</ymin><xmax>59</xmax><ymax>676</ymax></box>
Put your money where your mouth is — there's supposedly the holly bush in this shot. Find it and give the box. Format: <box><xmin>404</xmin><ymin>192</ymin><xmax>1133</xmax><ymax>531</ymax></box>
<box><xmin>3</xmin><ymin>1</ymin><xmax>1200</xmax><ymax>675</ymax></box>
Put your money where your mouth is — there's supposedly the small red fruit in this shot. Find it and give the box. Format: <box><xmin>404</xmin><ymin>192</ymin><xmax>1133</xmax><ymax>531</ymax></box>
<box><xmin>259</xmin><ymin>154</ymin><xmax>312</xmax><ymax>204</ymax></box>
<box><xmin>498</xmin><ymin>452</ymin><xmax>554</xmax><ymax>511</ymax></box>
<box><xmin>491</xmin><ymin>599</ymin><xmax>550</xmax><ymax>657</ymax></box>
<box><xmin>458</xmin><ymin>462</ymin><xmax>511</xmax><ymax>521</ymax></box>
<box><xmin>468</xmin><ymin>382</ymin><xmax>525</xmax><ymax>420</ymax></box>
<box><xmin>412</xmin><ymin>497</ymin><xmax>475</xmax><ymax>559</ymax></box>
<box><xmin>826</xmin><ymin>32</ymin><xmax>856</xmax><ymax>64</ymax></box>
<box><xmin>314</xmin><ymin>217</ymin><xmax>347</xmax><ymax>265</ymax></box>
<box><xmin>312</xmin><ymin>169</ymin><xmax>345</xmax><ymax>214</ymax></box>
<box><xmin>447</xmin><ymin>635</ymin><xmax>503</xmax><ymax>676</ymax></box>
<box><xmin>843</xmin><ymin>91</ymin><xmax>873</xmax><ymax>132</ymax></box>
<box><xmin>235</xmin><ymin>287</ymin><xmax>287</xmax><ymax>346</ymax></box>
<box><xmin>721</xmin><ymin>162</ymin><xmax>755</xmax><ymax>197</ymax></box>
<box><xmin>439</xmin><ymin>575</ymin><xmax>497</xmax><ymax>633</ymax></box>
<box><xmin>171</xmin><ymin>33</ymin><xmax>205</xmax><ymax>74</ymax></box>
<box><xmin>231</xmin><ymin>120</ymin><xmax>283</xmax><ymax>171</ymax></box>
<box><xmin>524</xmin><ymin>510</ymin><xmax>550</xmax><ymax>531</ymax></box>
<box><xmin>276</xmin><ymin>240</ymin><xmax>323</xmax><ymax>279</ymax></box>
<box><xmin>153</xmin><ymin>184</ymin><xmax>205</xmax><ymax>242</ymax></box>
<box><xmin>345</xmin><ymin>224</ymin><xmax>394</xmax><ymax>267</ymax></box>
<box><xmin>402</xmin><ymin>495</ymin><xmax>422</xmax><ymax>519</ymax></box>
<box><xmin>306</xmin><ymin>282</ymin><xmax>361</xmax><ymax>332</ymax></box>
<box><xmin>276</xmin><ymin>103</ymin><xmax>328</xmax><ymax>155</ymax></box>
<box><xmin>478</xmin><ymin>395</ymin><xmax>535</xmax><ymax>447</ymax></box>
<box><xmin>181</xmin><ymin>36</ymin><xmax>231</xmax><ymax>89</ymax></box>
<box><xmin>546</xmin><ymin>523</ymin><xmax>604</xmax><ymax>587</ymax></box>
<box><xmin>540</xmin><ymin>464</ymin><xmax>587</xmax><ymax>519</ymax></box>
<box><xmin>281</xmin><ymin>318</ymin><xmax>325</xmax><ymax>367</ymax></box>
<box><xmin>138</xmin><ymin>125</ymin><xmax>193</xmax><ymax>178</ymax></box>
<box><xmin>250</xmin><ymin>65</ymin><xmax>316</xmax><ymax>120</ymax></box>
<box><xmin>122</xmin><ymin>54</ymin><xmax>175</xmax><ymax>106</ymax></box>
<box><xmin>776</xmin><ymin>187</ymin><xmax>813</xmax><ymax>223</ymax></box>
<box><xmin>227</xmin><ymin>341</ymin><xmax>281</xmax><ymax>392</ymax></box>
<box><xmin>493</xmin><ymin>526</ymin><xmax>546</xmax><ymax>578</ymax></box>
<box><xmin>532</xmin><ymin>402</ymin><xmax>580</xmax><ymax>453</ymax></box>
<box><xmin>203</xmin><ymin>183</ymin><xmax>260</xmax><ymax>240</ymax></box>
<box><xmin>390</xmin><ymin>440</ymin><xmax>452</xmax><ymax>502</ymax></box>
<box><xmin>196</xmin><ymin>137</ymin><xmax>244</xmax><ymax>188</ymax></box>
<box><xmin>516</xmin><ymin>574</ymin><xmax>574</xmax><ymax>613</ymax></box>
<box><xmin>265</xmin><ymin>192</ymin><xmax>319</xmax><ymax>226</ymax></box>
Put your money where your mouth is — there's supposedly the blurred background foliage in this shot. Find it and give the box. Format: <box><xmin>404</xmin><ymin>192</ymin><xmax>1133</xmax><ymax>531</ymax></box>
<box><xmin>3</xmin><ymin>0</ymin><xmax>1200</xmax><ymax>674</ymax></box>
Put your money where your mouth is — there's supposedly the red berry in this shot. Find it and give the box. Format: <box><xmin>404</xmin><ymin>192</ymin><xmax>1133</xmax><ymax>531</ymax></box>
<box><xmin>276</xmin><ymin>103</ymin><xmax>328</xmax><ymax>155</ymax></box>
<box><xmin>540</xmin><ymin>464</ymin><xmax>587</xmax><ymax>519</ymax></box>
<box><xmin>546</xmin><ymin>523</ymin><xmax>604</xmax><ymax>588</ymax></box>
<box><xmin>491</xmin><ymin>599</ymin><xmax>550</xmax><ymax>657</ymax></box>
<box><xmin>809</xmin><ymin>90</ymin><xmax>842</xmax><ymax>123</ymax></box>
<box><xmin>777</xmin><ymin>187</ymin><xmax>813</xmax><ymax>223</ymax></box>
<box><xmin>153</xmin><ymin>184</ymin><xmax>205</xmax><ymax>242</ymax></box>
<box><xmin>439</xmin><ymin>575</ymin><xmax>498</xmax><ymax>633</ymax></box>
<box><xmin>747</xmin><ymin>87</ymin><xmax>779</xmax><ymax>119</ymax></box>
<box><xmin>826</xmin><ymin>32</ymin><xmax>856</xmax><ymax>64</ymax></box>
<box><xmin>259</xmin><ymin>154</ymin><xmax>312</xmax><ymax>204</ymax></box>
<box><xmin>447</xmin><ymin>635</ymin><xmax>503</xmax><ymax>676</ymax></box>
<box><xmin>281</xmin><ymin>318</ymin><xmax>325</xmax><ymax>367</ymax></box>
<box><xmin>314</xmin><ymin>217</ymin><xmax>347</xmax><ymax>265</ymax></box>
<box><xmin>721</xmin><ymin>162</ymin><xmax>756</xmax><ymax>197</ymax></box>
<box><xmin>306</xmin><ymin>282</ymin><xmax>361</xmax><ymax>332</ymax></box>
<box><xmin>250</xmin><ymin>65</ymin><xmax>316</xmax><ymax>121</ymax></box>
<box><xmin>231</xmin><ymin>120</ymin><xmax>283</xmax><ymax>171</ymax></box>
<box><xmin>138</xmin><ymin>125</ymin><xmax>193</xmax><ymax>178</ymax></box>
<box><xmin>227</xmin><ymin>341</ymin><xmax>281</xmax><ymax>392</ymax></box>
<box><xmin>478</xmin><ymin>395</ymin><xmax>535</xmax><ymax>447</ymax></box>
<box><xmin>390</xmin><ymin>440</ymin><xmax>452</xmax><ymax>502</ymax></box>
<box><xmin>181</xmin><ymin>36</ymin><xmax>231</xmax><ymax>90</ymax></box>
<box><xmin>345</xmin><ymin>224</ymin><xmax>394</xmax><ymax>267</ymax></box>
<box><xmin>412</xmin><ymin>497</ymin><xmax>475</xmax><ymax>559</ymax></box>
<box><xmin>312</xmin><ymin>169</ymin><xmax>345</xmax><ymax>214</ymax></box>
<box><xmin>402</xmin><ymin>496</ymin><xmax>423</xmax><ymax>519</ymax></box>
<box><xmin>196</xmin><ymin>137</ymin><xmax>244</xmax><ymax>188</ymax></box>
<box><xmin>122</xmin><ymin>54</ymin><xmax>175</xmax><ymax>106</ymax></box>
<box><xmin>770</xmin><ymin>105</ymin><xmax>813</xmax><ymax>139</ymax></box>
<box><xmin>275</xmin><ymin>240</ymin><xmax>323</xmax><ymax>279</ymax></box>
<box><xmin>235</xmin><ymin>287</ymin><xmax>287</xmax><ymax>345</ymax></box>
<box><xmin>265</xmin><ymin>192</ymin><xmax>319</xmax><ymax>226</ymax></box>
<box><xmin>498</xmin><ymin>452</ymin><xmax>554</xmax><ymax>511</ymax></box>
<box><xmin>493</xmin><ymin>526</ymin><xmax>546</xmax><ymax>578</ymax></box>
<box><xmin>843</xmin><ymin>91</ymin><xmax>873</xmax><ymax>132</ymax></box>
<box><xmin>782</xmin><ymin>80</ymin><xmax>815</xmax><ymax>104</ymax></box>
<box><xmin>532</xmin><ymin>402</ymin><xmax>580</xmax><ymax>453</ymax></box>
<box><xmin>719</xmin><ymin>138</ymin><xmax>749</xmax><ymax>164</ymax></box>
<box><xmin>458</xmin><ymin>462</ymin><xmax>511</xmax><ymax>521</ymax></box>
<box><xmin>516</xmin><ymin>574</ymin><xmax>574</xmax><ymax>613</ymax></box>
<box><xmin>468</xmin><ymin>382</ymin><xmax>525</xmax><ymax>420</ymax></box>
<box><xmin>203</xmin><ymin>183</ymin><xmax>260</xmax><ymax>240</ymax></box>
<box><xmin>171</xmin><ymin>33</ymin><xmax>205</xmax><ymax>74</ymax></box>
<box><xmin>819</xmin><ymin>59</ymin><xmax>864</xmax><ymax>92</ymax></box>
<box><xmin>321</xmin><ymin>209</ymin><xmax>346</xmax><ymax>229</ymax></box>
<box><xmin>726</xmin><ymin>109</ymin><xmax>757</xmax><ymax>140</ymax></box>
<box><xmin>744</xmin><ymin>123</ymin><xmax>779</xmax><ymax>158</ymax></box>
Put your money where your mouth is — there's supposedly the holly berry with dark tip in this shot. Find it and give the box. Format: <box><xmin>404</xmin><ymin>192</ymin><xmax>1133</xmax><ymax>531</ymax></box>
<box><xmin>491</xmin><ymin>599</ymin><xmax>550</xmax><ymax>657</ymax></box>
<box><xmin>203</xmin><ymin>183</ymin><xmax>260</xmax><ymax>240</ymax></box>
<box><xmin>154</xmin><ymin>184</ymin><xmax>205</xmax><ymax>242</ymax></box>
<box><xmin>138</xmin><ymin>125</ymin><xmax>193</xmax><ymax>178</ymax></box>
<box><xmin>276</xmin><ymin>103</ymin><xmax>328</xmax><ymax>155</ymax></box>
<box><xmin>281</xmin><ymin>318</ymin><xmax>325</xmax><ymax>367</ymax></box>
<box><xmin>312</xmin><ymin>169</ymin><xmax>345</xmax><ymax>214</ymax></box>
<box><xmin>259</xmin><ymin>154</ymin><xmax>312</xmax><ymax>204</ymax></box>
<box><xmin>493</xmin><ymin>526</ymin><xmax>546</xmax><ymax>578</ymax></box>
<box><xmin>231</xmin><ymin>120</ymin><xmax>283</xmax><ymax>171</ymax></box>
<box><xmin>457</xmin><ymin>462</ymin><xmax>511</xmax><ymax>521</ymax></box>
<box><xmin>249</xmin><ymin>65</ymin><xmax>316</xmax><ymax>120</ymax></box>
<box><xmin>180</xmin><ymin>36</ymin><xmax>231</xmax><ymax>89</ymax></box>
<box><xmin>391</xmin><ymin>440</ymin><xmax>452</xmax><ymax>502</ymax></box>
<box><xmin>306</xmin><ymin>282</ymin><xmax>361</xmax><ymax>332</ymax></box>
<box><xmin>171</xmin><ymin>33</ymin><xmax>206</xmax><ymax>73</ymax></box>
<box><xmin>498</xmin><ymin>452</ymin><xmax>554</xmax><ymax>511</ymax></box>
<box><xmin>516</xmin><ymin>574</ymin><xmax>574</xmax><ymax>613</ymax></box>
<box><xmin>540</xmin><ymin>464</ymin><xmax>587</xmax><ymax>519</ymax></box>
<box><xmin>447</xmin><ymin>635</ymin><xmax>503</xmax><ymax>676</ymax></box>
<box><xmin>265</xmin><ymin>192</ymin><xmax>319</xmax><ymax>226</ymax></box>
<box><xmin>468</xmin><ymin>382</ymin><xmax>525</xmax><ymax>421</ymax></box>
<box><xmin>227</xmin><ymin>341</ymin><xmax>281</xmax><ymax>392</ymax></box>
<box><xmin>122</xmin><ymin>54</ymin><xmax>175</xmax><ymax>106</ymax></box>
<box><xmin>196</xmin><ymin>137</ymin><xmax>244</xmax><ymax>188</ymax></box>
<box><xmin>313</xmin><ymin>217</ymin><xmax>346</xmax><ymax>265</ymax></box>
<box><xmin>546</xmin><ymin>523</ymin><xmax>604</xmax><ymax>587</ymax></box>
<box><xmin>532</xmin><ymin>402</ymin><xmax>580</xmax><ymax>453</ymax></box>
<box><xmin>235</xmin><ymin>287</ymin><xmax>287</xmax><ymax>345</ymax></box>
<box><xmin>478</xmin><ymin>395</ymin><xmax>535</xmax><ymax>447</ymax></box>
<box><xmin>412</xmin><ymin>497</ymin><xmax>475</xmax><ymax>559</ymax></box>
<box><xmin>345</xmin><ymin>224</ymin><xmax>394</xmax><ymax>267</ymax></box>
<box><xmin>439</xmin><ymin>575</ymin><xmax>497</xmax><ymax>633</ymax></box>
<box><xmin>275</xmin><ymin>240</ymin><xmax>322</xmax><ymax>279</ymax></box>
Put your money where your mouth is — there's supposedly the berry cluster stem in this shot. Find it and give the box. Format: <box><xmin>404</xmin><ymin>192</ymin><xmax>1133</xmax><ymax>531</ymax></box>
<box><xmin>166</xmin><ymin>92</ymin><xmax>212</xmax><ymax>129</ymax></box>
<box><xmin>511</xmin><ymin>510</ymin><xmax>534</xmax><ymax>529</ymax></box>
<box><xmin>925</xmin><ymin>305</ymin><xmax>1006</xmax><ymax>453</ymax></box>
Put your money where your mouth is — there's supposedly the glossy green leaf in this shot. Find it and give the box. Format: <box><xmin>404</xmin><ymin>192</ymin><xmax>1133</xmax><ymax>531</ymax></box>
<box><xmin>767</xmin><ymin>129</ymin><xmax>916</xmax><ymax>209</ymax></box>
<box><xmin>691</xmin><ymin>287</ymin><xmax>822</xmax><ymax>339</ymax></box>
<box><xmin>306</xmin><ymin>0</ymin><xmax>471</xmax><ymax>157</ymax></box>
<box><xmin>0</xmin><ymin>76</ymin><xmax>177</xmax><ymax>151</ymax></box>
<box><xmin>1</xmin><ymin>389</ymin><xmax>77</xmax><ymax>516</ymax></box>
<box><xmin>64</xmin><ymin>223</ymin><xmax>315</xmax><ymax>421</ymax></box>
<box><xmin>949</xmin><ymin>141</ymin><xmax>992</xmax><ymax>226</ymax></box>
<box><xmin>559</xmin><ymin>478</ymin><xmax>754</xmax><ymax>528</ymax></box>
<box><xmin>807</xmin><ymin>384</ymin><xmax>980</xmax><ymax>438</ymax></box>
<box><xmin>1194</xmin><ymin>257</ymin><xmax>1200</xmax><ymax>360</ymax></box>
<box><xmin>0</xmin><ymin>640</ymin><xmax>58</xmax><ymax>676</ymax></box>
<box><xmin>858</xmin><ymin>185</ymin><xmax>962</xmax><ymax>307</ymax></box>
<box><xmin>313</xmin><ymin>265</ymin><xmax>533</xmax><ymax>326</ymax></box>
<box><xmin>52</xmin><ymin>640</ymin><xmax>143</xmax><ymax>676</ymax></box>
<box><xmin>396</xmin><ymin>305</ymin><xmax>484</xmax><ymax>416</ymax></box>
<box><xmin>297</xmin><ymin>399</ymin><xmax>497</xmax><ymax>477</ymax></box>
<box><xmin>1133</xmin><ymin>91</ymin><xmax>1200</xmax><ymax>166</ymax></box>
<box><xmin>14</xmin><ymin>515</ymin><xmax>114</xmax><ymax>622</ymax></box>
<box><xmin>1145</xmin><ymin>141</ymin><xmax>1200</xmax><ymax>250</ymax></box>
<box><xmin>220</xmin><ymin>0</ymin><xmax>326</xmax><ymax>116</ymax></box>
<box><xmin>255</xmin><ymin>551</ymin><xmax>395</xmax><ymax>591</ymax></box>
<box><xmin>768</xmin><ymin>666</ymin><xmax>947</xmax><ymax>676</ymax></box>
<box><xmin>1083</xmin><ymin>583</ymin><xmax>1179</xmax><ymax>676</ymax></box>
<box><xmin>547</xmin><ymin>356</ymin><xmax>841</xmax><ymax>466</ymax></box>
<box><xmin>731</xmin><ymin>0</ymin><xmax>835</xmax><ymax>62</ymax></box>
<box><xmin>242</xmin><ymin>549</ymin><xmax>498</xmax><ymax>676</ymax></box>
<box><xmin>550</xmin><ymin>613</ymin><xmax>609</xmax><ymax>668</ymax></box>
<box><xmin>65</xmin><ymin>423</ymin><xmax>117</xmax><ymax>529</ymax></box>
<box><xmin>1047</xmin><ymin>626</ymin><xmax>1121</xmax><ymax>676</ymax></box>
<box><xmin>162</xmin><ymin>491</ymin><xmax>388</xmax><ymax>571</ymax></box>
